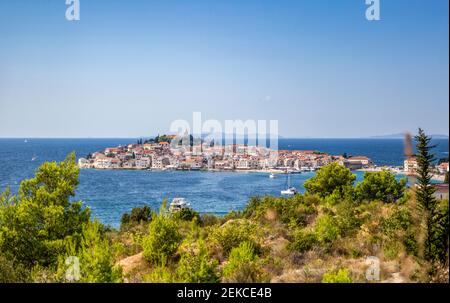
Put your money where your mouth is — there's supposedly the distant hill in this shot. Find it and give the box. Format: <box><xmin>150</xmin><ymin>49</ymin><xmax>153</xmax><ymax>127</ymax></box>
<box><xmin>370</xmin><ymin>133</ymin><xmax>449</xmax><ymax>139</ymax></box>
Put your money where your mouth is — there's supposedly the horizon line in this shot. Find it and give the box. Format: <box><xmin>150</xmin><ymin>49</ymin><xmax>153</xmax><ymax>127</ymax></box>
<box><xmin>0</xmin><ymin>136</ymin><xmax>448</xmax><ymax>140</ymax></box>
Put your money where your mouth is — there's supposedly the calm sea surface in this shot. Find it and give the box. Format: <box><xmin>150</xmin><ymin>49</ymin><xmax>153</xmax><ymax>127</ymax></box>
<box><xmin>0</xmin><ymin>138</ymin><xmax>448</xmax><ymax>227</ymax></box>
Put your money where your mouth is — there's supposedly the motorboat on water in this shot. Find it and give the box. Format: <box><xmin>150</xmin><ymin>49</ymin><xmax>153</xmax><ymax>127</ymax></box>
<box><xmin>169</xmin><ymin>198</ymin><xmax>190</xmax><ymax>213</ymax></box>
<box><xmin>269</xmin><ymin>173</ymin><xmax>275</xmax><ymax>179</ymax></box>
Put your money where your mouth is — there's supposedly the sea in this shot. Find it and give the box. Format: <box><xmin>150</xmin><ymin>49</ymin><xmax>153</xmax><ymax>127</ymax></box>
<box><xmin>0</xmin><ymin>138</ymin><xmax>448</xmax><ymax>227</ymax></box>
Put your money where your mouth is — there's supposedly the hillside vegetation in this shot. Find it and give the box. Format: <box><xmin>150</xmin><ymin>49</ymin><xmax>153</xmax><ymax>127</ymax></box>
<box><xmin>1</xmin><ymin>131</ymin><xmax>448</xmax><ymax>283</ymax></box>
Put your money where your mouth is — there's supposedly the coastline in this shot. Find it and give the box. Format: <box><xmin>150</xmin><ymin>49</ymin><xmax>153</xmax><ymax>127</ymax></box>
<box><xmin>357</xmin><ymin>167</ymin><xmax>445</xmax><ymax>182</ymax></box>
<box><xmin>80</xmin><ymin>163</ymin><xmax>447</xmax><ymax>182</ymax></box>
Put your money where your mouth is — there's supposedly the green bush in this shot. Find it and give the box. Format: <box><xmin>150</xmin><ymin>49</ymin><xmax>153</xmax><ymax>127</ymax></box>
<box><xmin>288</xmin><ymin>230</ymin><xmax>318</xmax><ymax>252</ymax></box>
<box><xmin>430</xmin><ymin>199</ymin><xmax>449</xmax><ymax>263</ymax></box>
<box><xmin>172</xmin><ymin>207</ymin><xmax>200</xmax><ymax>222</ymax></box>
<box><xmin>121</xmin><ymin>205</ymin><xmax>153</xmax><ymax>227</ymax></box>
<box><xmin>144</xmin><ymin>261</ymin><xmax>176</xmax><ymax>283</ymax></box>
<box><xmin>322</xmin><ymin>268</ymin><xmax>353</xmax><ymax>283</ymax></box>
<box><xmin>242</xmin><ymin>195</ymin><xmax>316</xmax><ymax>226</ymax></box>
<box><xmin>208</xmin><ymin>219</ymin><xmax>259</xmax><ymax>256</ymax></box>
<box><xmin>315</xmin><ymin>214</ymin><xmax>339</xmax><ymax>244</ymax></box>
<box><xmin>199</xmin><ymin>213</ymin><xmax>221</xmax><ymax>226</ymax></box>
<box><xmin>176</xmin><ymin>239</ymin><xmax>219</xmax><ymax>283</ymax></box>
<box><xmin>334</xmin><ymin>200</ymin><xmax>363</xmax><ymax>236</ymax></box>
<box><xmin>404</xmin><ymin>229</ymin><xmax>418</xmax><ymax>256</ymax></box>
<box><xmin>142</xmin><ymin>213</ymin><xmax>182</xmax><ymax>265</ymax></box>
<box><xmin>57</xmin><ymin>221</ymin><xmax>122</xmax><ymax>283</ymax></box>
<box><xmin>381</xmin><ymin>207</ymin><xmax>411</xmax><ymax>237</ymax></box>
<box><xmin>383</xmin><ymin>240</ymin><xmax>401</xmax><ymax>260</ymax></box>
<box><xmin>355</xmin><ymin>171</ymin><xmax>407</xmax><ymax>203</ymax></box>
<box><xmin>222</xmin><ymin>242</ymin><xmax>268</xmax><ymax>283</ymax></box>
<box><xmin>0</xmin><ymin>254</ymin><xmax>29</xmax><ymax>283</ymax></box>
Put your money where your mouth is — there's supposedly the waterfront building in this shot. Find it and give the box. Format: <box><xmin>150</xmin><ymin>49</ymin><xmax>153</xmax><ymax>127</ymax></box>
<box><xmin>404</xmin><ymin>156</ymin><xmax>418</xmax><ymax>174</ymax></box>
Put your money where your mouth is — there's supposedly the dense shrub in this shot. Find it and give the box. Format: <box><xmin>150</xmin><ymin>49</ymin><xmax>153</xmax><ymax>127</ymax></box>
<box><xmin>142</xmin><ymin>214</ymin><xmax>182</xmax><ymax>265</ymax></box>
<box><xmin>381</xmin><ymin>207</ymin><xmax>411</xmax><ymax>237</ymax></box>
<box><xmin>172</xmin><ymin>207</ymin><xmax>200</xmax><ymax>222</ymax></box>
<box><xmin>144</xmin><ymin>262</ymin><xmax>176</xmax><ymax>283</ymax></box>
<box><xmin>222</xmin><ymin>242</ymin><xmax>268</xmax><ymax>283</ymax></box>
<box><xmin>57</xmin><ymin>221</ymin><xmax>123</xmax><ymax>282</ymax></box>
<box><xmin>334</xmin><ymin>200</ymin><xmax>363</xmax><ymax>236</ymax></box>
<box><xmin>380</xmin><ymin>206</ymin><xmax>418</xmax><ymax>258</ymax></box>
<box><xmin>355</xmin><ymin>171</ymin><xmax>407</xmax><ymax>203</ymax></box>
<box><xmin>199</xmin><ymin>214</ymin><xmax>221</xmax><ymax>226</ymax></box>
<box><xmin>176</xmin><ymin>239</ymin><xmax>219</xmax><ymax>283</ymax></box>
<box><xmin>121</xmin><ymin>205</ymin><xmax>153</xmax><ymax>227</ymax></box>
<box><xmin>315</xmin><ymin>214</ymin><xmax>340</xmax><ymax>244</ymax></box>
<box><xmin>242</xmin><ymin>195</ymin><xmax>316</xmax><ymax>226</ymax></box>
<box><xmin>430</xmin><ymin>199</ymin><xmax>449</xmax><ymax>263</ymax></box>
<box><xmin>208</xmin><ymin>219</ymin><xmax>259</xmax><ymax>256</ymax></box>
<box><xmin>288</xmin><ymin>230</ymin><xmax>318</xmax><ymax>252</ymax></box>
<box><xmin>322</xmin><ymin>268</ymin><xmax>352</xmax><ymax>283</ymax></box>
<box><xmin>0</xmin><ymin>254</ymin><xmax>29</xmax><ymax>283</ymax></box>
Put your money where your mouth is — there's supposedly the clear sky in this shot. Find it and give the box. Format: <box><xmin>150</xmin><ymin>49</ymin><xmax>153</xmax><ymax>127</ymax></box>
<box><xmin>0</xmin><ymin>0</ymin><xmax>448</xmax><ymax>138</ymax></box>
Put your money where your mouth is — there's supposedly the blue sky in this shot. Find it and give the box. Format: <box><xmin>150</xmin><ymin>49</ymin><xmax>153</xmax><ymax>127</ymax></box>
<box><xmin>0</xmin><ymin>0</ymin><xmax>448</xmax><ymax>138</ymax></box>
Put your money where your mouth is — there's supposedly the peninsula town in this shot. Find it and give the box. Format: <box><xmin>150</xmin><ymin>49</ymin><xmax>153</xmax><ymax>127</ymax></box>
<box><xmin>78</xmin><ymin>135</ymin><xmax>376</xmax><ymax>172</ymax></box>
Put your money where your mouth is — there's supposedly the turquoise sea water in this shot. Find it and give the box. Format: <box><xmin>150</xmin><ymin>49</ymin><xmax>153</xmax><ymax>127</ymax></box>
<box><xmin>0</xmin><ymin>138</ymin><xmax>448</xmax><ymax>227</ymax></box>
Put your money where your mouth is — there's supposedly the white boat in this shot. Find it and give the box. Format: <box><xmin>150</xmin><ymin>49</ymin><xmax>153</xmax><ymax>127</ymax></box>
<box><xmin>31</xmin><ymin>155</ymin><xmax>38</xmax><ymax>161</ymax></box>
<box><xmin>281</xmin><ymin>187</ymin><xmax>298</xmax><ymax>196</ymax></box>
<box><xmin>269</xmin><ymin>173</ymin><xmax>275</xmax><ymax>179</ymax></box>
<box><xmin>169</xmin><ymin>198</ymin><xmax>190</xmax><ymax>212</ymax></box>
<box><xmin>281</xmin><ymin>172</ymin><xmax>298</xmax><ymax>196</ymax></box>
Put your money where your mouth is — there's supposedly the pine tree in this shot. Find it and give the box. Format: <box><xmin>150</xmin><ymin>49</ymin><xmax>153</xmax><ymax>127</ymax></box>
<box><xmin>414</xmin><ymin>128</ymin><xmax>438</xmax><ymax>261</ymax></box>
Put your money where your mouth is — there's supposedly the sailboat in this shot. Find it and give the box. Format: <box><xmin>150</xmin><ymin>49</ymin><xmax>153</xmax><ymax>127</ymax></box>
<box><xmin>281</xmin><ymin>171</ymin><xmax>298</xmax><ymax>196</ymax></box>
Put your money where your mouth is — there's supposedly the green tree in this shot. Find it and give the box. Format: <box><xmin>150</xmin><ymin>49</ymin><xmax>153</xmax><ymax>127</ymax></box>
<box><xmin>444</xmin><ymin>172</ymin><xmax>449</xmax><ymax>184</ymax></box>
<box><xmin>355</xmin><ymin>171</ymin><xmax>407</xmax><ymax>202</ymax></box>
<box><xmin>304</xmin><ymin>162</ymin><xmax>356</xmax><ymax>201</ymax></box>
<box><xmin>0</xmin><ymin>153</ymin><xmax>90</xmax><ymax>269</ymax></box>
<box><xmin>414</xmin><ymin>128</ymin><xmax>446</xmax><ymax>263</ymax></box>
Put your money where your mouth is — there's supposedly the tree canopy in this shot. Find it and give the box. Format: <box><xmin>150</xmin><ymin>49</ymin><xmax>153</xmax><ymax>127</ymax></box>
<box><xmin>304</xmin><ymin>162</ymin><xmax>356</xmax><ymax>201</ymax></box>
<box><xmin>355</xmin><ymin>171</ymin><xmax>407</xmax><ymax>203</ymax></box>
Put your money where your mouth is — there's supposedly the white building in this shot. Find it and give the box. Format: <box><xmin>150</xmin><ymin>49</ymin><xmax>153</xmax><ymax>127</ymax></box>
<box><xmin>404</xmin><ymin>157</ymin><xmax>418</xmax><ymax>174</ymax></box>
